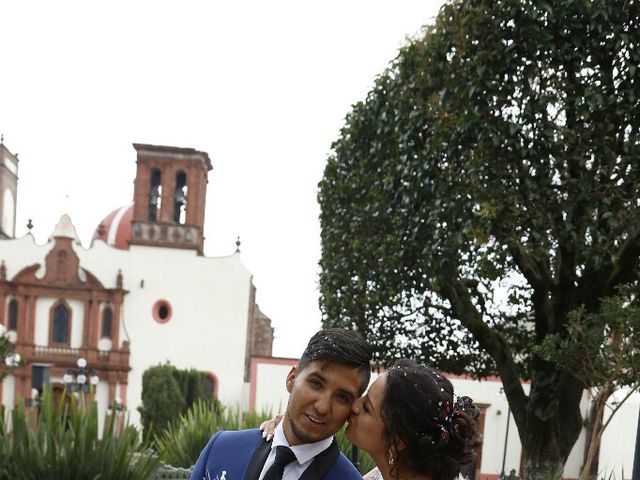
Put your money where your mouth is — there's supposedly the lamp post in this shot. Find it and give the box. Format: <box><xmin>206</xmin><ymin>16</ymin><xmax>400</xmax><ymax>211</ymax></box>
<box><xmin>4</xmin><ymin>351</ymin><xmax>21</xmax><ymax>368</ymax></box>
<box><xmin>63</xmin><ymin>357</ymin><xmax>99</xmax><ymax>394</ymax></box>
<box><xmin>1</xmin><ymin>323</ymin><xmax>21</xmax><ymax>369</ymax></box>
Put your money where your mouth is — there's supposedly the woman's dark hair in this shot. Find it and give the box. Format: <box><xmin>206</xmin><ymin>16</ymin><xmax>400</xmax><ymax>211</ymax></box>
<box><xmin>381</xmin><ymin>359</ymin><xmax>482</xmax><ymax>480</ymax></box>
<box><xmin>298</xmin><ymin>328</ymin><xmax>372</xmax><ymax>395</ymax></box>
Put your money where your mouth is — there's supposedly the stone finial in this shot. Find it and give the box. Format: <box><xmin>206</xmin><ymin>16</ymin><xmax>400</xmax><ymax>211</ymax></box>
<box><xmin>0</xmin><ymin>134</ymin><xmax>3</xmax><ymax>144</ymax></box>
<box><xmin>0</xmin><ymin>260</ymin><xmax>6</xmax><ymax>281</ymax></box>
<box><xmin>27</xmin><ymin>219</ymin><xmax>33</xmax><ymax>231</ymax></box>
<box><xmin>235</xmin><ymin>236</ymin><xmax>241</xmax><ymax>253</ymax></box>
<box><xmin>116</xmin><ymin>269</ymin><xmax>123</xmax><ymax>289</ymax></box>
<box><xmin>49</xmin><ymin>214</ymin><xmax>81</xmax><ymax>243</ymax></box>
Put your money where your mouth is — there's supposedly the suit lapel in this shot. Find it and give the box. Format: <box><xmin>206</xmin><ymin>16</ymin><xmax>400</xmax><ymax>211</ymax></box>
<box><xmin>299</xmin><ymin>438</ymin><xmax>340</xmax><ymax>480</ymax></box>
<box><xmin>243</xmin><ymin>438</ymin><xmax>272</xmax><ymax>480</ymax></box>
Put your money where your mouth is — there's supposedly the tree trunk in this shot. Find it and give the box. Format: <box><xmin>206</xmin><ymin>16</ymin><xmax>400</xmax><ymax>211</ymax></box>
<box><xmin>510</xmin><ymin>365</ymin><xmax>584</xmax><ymax>479</ymax></box>
<box><xmin>580</xmin><ymin>386</ymin><xmax>614</xmax><ymax>480</ymax></box>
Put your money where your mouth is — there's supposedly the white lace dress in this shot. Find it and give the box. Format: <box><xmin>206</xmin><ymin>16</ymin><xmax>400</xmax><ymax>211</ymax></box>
<box><xmin>363</xmin><ymin>467</ymin><xmax>383</xmax><ymax>480</ymax></box>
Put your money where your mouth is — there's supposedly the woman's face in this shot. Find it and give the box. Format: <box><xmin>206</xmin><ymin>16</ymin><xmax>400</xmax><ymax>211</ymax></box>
<box><xmin>345</xmin><ymin>373</ymin><xmax>387</xmax><ymax>458</ymax></box>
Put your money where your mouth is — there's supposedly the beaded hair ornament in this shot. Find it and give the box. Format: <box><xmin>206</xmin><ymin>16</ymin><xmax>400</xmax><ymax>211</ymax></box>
<box><xmin>426</xmin><ymin>370</ymin><xmax>471</xmax><ymax>443</ymax></box>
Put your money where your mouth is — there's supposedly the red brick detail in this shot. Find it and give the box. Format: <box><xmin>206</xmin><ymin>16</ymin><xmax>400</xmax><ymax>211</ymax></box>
<box><xmin>130</xmin><ymin>144</ymin><xmax>212</xmax><ymax>254</ymax></box>
<box><xmin>152</xmin><ymin>299</ymin><xmax>172</xmax><ymax>324</ymax></box>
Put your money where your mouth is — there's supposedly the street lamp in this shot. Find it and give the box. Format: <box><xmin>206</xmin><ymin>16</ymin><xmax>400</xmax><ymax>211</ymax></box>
<box><xmin>4</xmin><ymin>351</ymin><xmax>21</xmax><ymax>367</ymax></box>
<box><xmin>63</xmin><ymin>357</ymin><xmax>99</xmax><ymax>393</ymax></box>
<box><xmin>1</xmin><ymin>323</ymin><xmax>21</xmax><ymax>368</ymax></box>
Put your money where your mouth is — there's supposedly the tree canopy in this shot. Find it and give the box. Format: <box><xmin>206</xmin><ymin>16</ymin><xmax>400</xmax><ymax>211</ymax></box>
<box><xmin>319</xmin><ymin>0</ymin><xmax>640</xmax><ymax>470</ymax></box>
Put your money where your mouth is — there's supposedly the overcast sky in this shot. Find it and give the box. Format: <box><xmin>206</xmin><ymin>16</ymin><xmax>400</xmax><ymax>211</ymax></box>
<box><xmin>1</xmin><ymin>1</ymin><xmax>444</xmax><ymax>358</ymax></box>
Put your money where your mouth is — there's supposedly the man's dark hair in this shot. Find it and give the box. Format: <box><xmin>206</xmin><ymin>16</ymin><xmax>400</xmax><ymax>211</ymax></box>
<box><xmin>298</xmin><ymin>328</ymin><xmax>372</xmax><ymax>395</ymax></box>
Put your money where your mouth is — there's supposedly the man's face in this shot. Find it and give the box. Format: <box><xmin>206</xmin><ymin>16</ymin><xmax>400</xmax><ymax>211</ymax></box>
<box><xmin>283</xmin><ymin>360</ymin><xmax>363</xmax><ymax>446</ymax></box>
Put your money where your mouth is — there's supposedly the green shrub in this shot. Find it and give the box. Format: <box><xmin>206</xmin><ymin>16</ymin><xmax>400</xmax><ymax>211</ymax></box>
<box><xmin>139</xmin><ymin>363</ymin><xmax>213</xmax><ymax>441</ymax></box>
<box><xmin>172</xmin><ymin>368</ymin><xmax>206</xmax><ymax>408</ymax></box>
<box><xmin>0</xmin><ymin>389</ymin><xmax>159</xmax><ymax>480</ymax></box>
<box><xmin>139</xmin><ymin>364</ymin><xmax>187</xmax><ymax>440</ymax></box>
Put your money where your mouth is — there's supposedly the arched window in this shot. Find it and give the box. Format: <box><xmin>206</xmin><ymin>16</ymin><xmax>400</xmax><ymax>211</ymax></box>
<box><xmin>102</xmin><ymin>306</ymin><xmax>113</xmax><ymax>339</ymax></box>
<box><xmin>2</xmin><ymin>188</ymin><xmax>15</xmax><ymax>236</ymax></box>
<box><xmin>173</xmin><ymin>171</ymin><xmax>187</xmax><ymax>224</ymax></box>
<box><xmin>149</xmin><ymin>169</ymin><xmax>162</xmax><ymax>221</ymax></box>
<box><xmin>202</xmin><ymin>372</ymin><xmax>218</xmax><ymax>399</ymax></box>
<box><xmin>8</xmin><ymin>298</ymin><xmax>18</xmax><ymax>331</ymax></box>
<box><xmin>51</xmin><ymin>302</ymin><xmax>70</xmax><ymax>345</ymax></box>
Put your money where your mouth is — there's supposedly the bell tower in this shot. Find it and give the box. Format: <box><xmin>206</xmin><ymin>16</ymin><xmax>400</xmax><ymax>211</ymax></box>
<box><xmin>130</xmin><ymin>143</ymin><xmax>212</xmax><ymax>254</ymax></box>
<box><xmin>0</xmin><ymin>136</ymin><xmax>19</xmax><ymax>239</ymax></box>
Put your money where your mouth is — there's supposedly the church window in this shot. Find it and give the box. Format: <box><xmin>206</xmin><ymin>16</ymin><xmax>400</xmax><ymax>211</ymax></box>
<box><xmin>8</xmin><ymin>298</ymin><xmax>18</xmax><ymax>331</ymax></box>
<box><xmin>152</xmin><ymin>299</ymin><xmax>172</xmax><ymax>324</ymax></box>
<box><xmin>2</xmin><ymin>188</ymin><xmax>15</xmax><ymax>236</ymax></box>
<box><xmin>174</xmin><ymin>171</ymin><xmax>187</xmax><ymax>224</ymax></box>
<box><xmin>202</xmin><ymin>372</ymin><xmax>218</xmax><ymax>399</ymax></box>
<box><xmin>51</xmin><ymin>302</ymin><xmax>71</xmax><ymax>345</ymax></box>
<box><xmin>102</xmin><ymin>306</ymin><xmax>113</xmax><ymax>339</ymax></box>
<box><xmin>149</xmin><ymin>169</ymin><xmax>162</xmax><ymax>221</ymax></box>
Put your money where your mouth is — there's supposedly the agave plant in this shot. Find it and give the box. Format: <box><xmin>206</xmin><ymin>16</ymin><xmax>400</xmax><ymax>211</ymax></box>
<box><xmin>0</xmin><ymin>389</ymin><xmax>159</xmax><ymax>480</ymax></box>
<box><xmin>154</xmin><ymin>400</ymin><xmax>273</xmax><ymax>468</ymax></box>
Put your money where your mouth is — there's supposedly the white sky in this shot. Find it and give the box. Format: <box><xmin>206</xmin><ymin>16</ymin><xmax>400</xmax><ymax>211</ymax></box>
<box><xmin>1</xmin><ymin>1</ymin><xmax>443</xmax><ymax>358</ymax></box>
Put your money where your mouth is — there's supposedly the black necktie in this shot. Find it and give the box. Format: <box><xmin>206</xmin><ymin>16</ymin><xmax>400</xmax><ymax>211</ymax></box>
<box><xmin>263</xmin><ymin>446</ymin><xmax>297</xmax><ymax>480</ymax></box>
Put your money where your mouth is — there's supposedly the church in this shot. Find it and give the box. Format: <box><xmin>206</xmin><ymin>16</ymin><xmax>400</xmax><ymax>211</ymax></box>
<box><xmin>0</xmin><ymin>139</ymin><xmax>274</xmax><ymax>427</ymax></box>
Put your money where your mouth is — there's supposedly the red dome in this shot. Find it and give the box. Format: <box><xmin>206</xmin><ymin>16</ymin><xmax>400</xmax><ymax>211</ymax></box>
<box><xmin>92</xmin><ymin>204</ymin><xmax>133</xmax><ymax>250</ymax></box>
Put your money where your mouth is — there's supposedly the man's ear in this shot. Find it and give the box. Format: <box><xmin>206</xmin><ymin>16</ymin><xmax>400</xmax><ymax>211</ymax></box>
<box><xmin>286</xmin><ymin>366</ymin><xmax>298</xmax><ymax>393</ymax></box>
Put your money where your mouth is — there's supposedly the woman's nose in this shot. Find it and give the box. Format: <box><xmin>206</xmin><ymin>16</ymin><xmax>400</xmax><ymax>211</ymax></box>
<box><xmin>351</xmin><ymin>399</ymin><xmax>362</xmax><ymax>415</ymax></box>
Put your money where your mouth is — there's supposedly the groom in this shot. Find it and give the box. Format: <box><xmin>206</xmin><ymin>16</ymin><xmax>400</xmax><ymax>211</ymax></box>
<box><xmin>190</xmin><ymin>328</ymin><xmax>372</xmax><ymax>480</ymax></box>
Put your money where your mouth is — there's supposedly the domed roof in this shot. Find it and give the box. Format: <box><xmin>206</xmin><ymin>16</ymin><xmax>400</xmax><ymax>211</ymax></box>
<box><xmin>92</xmin><ymin>204</ymin><xmax>133</xmax><ymax>250</ymax></box>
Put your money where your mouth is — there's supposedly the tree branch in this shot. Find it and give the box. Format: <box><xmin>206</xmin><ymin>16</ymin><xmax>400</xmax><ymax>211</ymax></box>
<box><xmin>606</xmin><ymin>226</ymin><xmax>640</xmax><ymax>290</ymax></box>
<box><xmin>440</xmin><ymin>277</ymin><xmax>528</xmax><ymax>429</ymax></box>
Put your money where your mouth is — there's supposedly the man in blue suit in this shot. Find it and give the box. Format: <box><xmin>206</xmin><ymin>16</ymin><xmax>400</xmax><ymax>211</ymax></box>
<box><xmin>190</xmin><ymin>328</ymin><xmax>372</xmax><ymax>480</ymax></box>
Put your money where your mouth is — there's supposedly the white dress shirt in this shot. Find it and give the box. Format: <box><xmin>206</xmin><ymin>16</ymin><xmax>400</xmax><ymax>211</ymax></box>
<box><xmin>257</xmin><ymin>422</ymin><xmax>334</xmax><ymax>480</ymax></box>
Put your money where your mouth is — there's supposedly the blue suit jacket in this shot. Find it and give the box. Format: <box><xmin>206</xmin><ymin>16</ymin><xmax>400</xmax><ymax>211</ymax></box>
<box><xmin>190</xmin><ymin>428</ymin><xmax>362</xmax><ymax>480</ymax></box>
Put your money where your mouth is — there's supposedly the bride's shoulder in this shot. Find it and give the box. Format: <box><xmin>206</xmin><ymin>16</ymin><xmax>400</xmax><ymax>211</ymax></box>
<box><xmin>363</xmin><ymin>467</ymin><xmax>383</xmax><ymax>480</ymax></box>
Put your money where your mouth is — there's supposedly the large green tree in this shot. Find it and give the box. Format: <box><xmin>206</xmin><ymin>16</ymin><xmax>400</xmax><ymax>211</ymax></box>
<box><xmin>319</xmin><ymin>0</ymin><xmax>640</xmax><ymax>473</ymax></box>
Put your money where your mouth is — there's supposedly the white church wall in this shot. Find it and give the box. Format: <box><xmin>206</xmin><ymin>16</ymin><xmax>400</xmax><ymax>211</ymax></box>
<box><xmin>451</xmin><ymin>377</ymin><xmax>523</xmax><ymax>478</ymax></box>
<box><xmin>251</xmin><ymin>359</ymin><xmax>297</xmax><ymax>414</ymax></box>
<box><xmin>2</xmin><ymin>188</ymin><xmax>15</xmax><ymax>236</ymax></box>
<box><xmin>34</xmin><ymin>298</ymin><xmax>52</xmax><ymax>346</ymax></box>
<box><xmin>0</xmin><ymin>234</ymin><xmax>48</xmax><ymax>279</ymax></box>
<box><xmin>78</xmin><ymin>241</ymin><xmax>254</xmax><ymax>426</ymax></box>
<box><xmin>1</xmin><ymin>374</ymin><xmax>15</xmax><ymax>409</ymax></box>
<box><xmin>95</xmin><ymin>379</ymin><xmax>110</xmax><ymax>438</ymax></box>
<box><xmin>599</xmin><ymin>388</ymin><xmax>640</xmax><ymax>479</ymax></box>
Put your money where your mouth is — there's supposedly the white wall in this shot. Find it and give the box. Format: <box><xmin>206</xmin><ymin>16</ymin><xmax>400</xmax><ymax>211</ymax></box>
<box><xmin>79</xmin><ymin>241</ymin><xmax>254</xmax><ymax>426</ymax></box>
<box><xmin>2</xmin><ymin>188</ymin><xmax>15</xmax><ymax>236</ymax></box>
<box><xmin>0</xmin><ymin>234</ymin><xmax>48</xmax><ymax>279</ymax></box>
<box><xmin>95</xmin><ymin>379</ymin><xmax>110</xmax><ymax>437</ymax></box>
<box><xmin>600</xmin><ymin>389</ymin><xmax>640</xmax><ymax>479</ymax></box>
<box><xmin>1</xmin><ymin>375</ymin><xmax>15</xmax><ymax>410</ymax></box>
<box><xmin>253</xmin><ymin>362</ymin><xmax>294</xmax><ymax>414</ymax></box>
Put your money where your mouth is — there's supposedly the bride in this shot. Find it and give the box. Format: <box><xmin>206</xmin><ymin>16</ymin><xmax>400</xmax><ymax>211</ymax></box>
<box><xmin>263</xmin><ymin>359</ymin><xmax>482</xmax><ymax>480</ymax></box>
